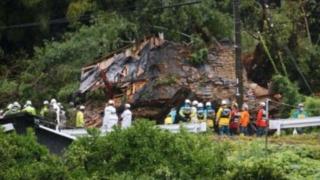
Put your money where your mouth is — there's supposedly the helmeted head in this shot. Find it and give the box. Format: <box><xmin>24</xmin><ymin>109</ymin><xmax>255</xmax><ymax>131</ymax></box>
<box><xmin>69</xmin><ymin>102</ymin><xmax>75</xmax><ymax>107</ymax></box>
<box><xmin>197</xmin><ymin>103</ymin><xmax>204</xmax><ymax>108</ymax></box>
<box><xmin>232</xmin><ymin>102</ymin><xmax>238</xmax><ymax>109</ymax></box>
<box><xmin>79</xmin><ymin>105</ymin><xmax>85</xmax><ymax>110</ymax></box>
<box><xmin>43</xmin><ymin>100</ymin><xmax>49</xmax><ymax>105</ymax></box>
<box><xmin>298</xmin><ymin>103</ymin><xmax>304</xmax><ymax>111</ymax></box>
<box><xmin>7</xmin><ymin>104</ymin><xmax>13</xmax><ymax>109</ymax></box>
<box><xmin>192</xmin><ymin>100</ymin><xmax>198</xmax><ymax>106</ymax></box>
<box><xmin>26</xmin><ymin>100</ymin><xmax>32</xmax><ymax>106</ymax></box>
<box><xmin>50</xmin><ymin>98</ymin><xmax>57</xmax><ymax>104</ymax></box>
<box><xmin>185</xmin><ymin>99</ymin><xmax>191</xmax><ymax>105</ymax></box>
<box><xmin>108</xmin><ymin>100</ymin><xmax>115</xmax><ymax>106</ymax></box>
<box><xmin>125</xmin><ymin>103</ymin><xmax>131</xmax><ymax>109</ymax></box>
<box><xmin>13</xmin><ymin>101</ymin><xmax>20</xmax><ymax>107</ymax></box>
<box><xmin>259</xmin><ymin>102</ymin><xmax>266</xmax><ymax>107</ymax></box>
<box><xmin>205</xmin><ymin>102</ymin><xmax>211</xmax><ymax>107</ymax></box>
<box><xmin>242</xmin><ymin>103</ymin><xmax>249</xmax><ymax>110</ymax></box>
<box><xmin>221</xmin><ymin>99</ymin><xmax>229</xmax><ymax>107</ymax></box>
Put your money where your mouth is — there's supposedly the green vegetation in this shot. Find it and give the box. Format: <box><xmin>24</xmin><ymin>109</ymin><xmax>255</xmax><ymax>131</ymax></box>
<box><xmin>1</xmin><ymin>121</ymin><xmax>320</xmax><ymax>179</ymax></box>
<box><xmin>0</xmin><ymin>1</ymin><xmax>319</xmax><ymax>109</ymax></box>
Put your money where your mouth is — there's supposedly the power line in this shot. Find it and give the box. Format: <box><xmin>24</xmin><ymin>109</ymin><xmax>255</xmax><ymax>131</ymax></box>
<box><xmin>0</xmin><ymin>0</ymin><xmax>201</xmax><ymax>30</ymax></box>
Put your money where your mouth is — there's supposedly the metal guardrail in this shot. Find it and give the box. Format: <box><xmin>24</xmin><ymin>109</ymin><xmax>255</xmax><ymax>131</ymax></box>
<box><xmin>269</xmin><ymin>116</ymin><xmax>320</xmax><ymax>135</ymax></box>
<box><xmin>1</xmin><ymin>123</ymin><xmax>15</xmax><ymax>132</ymax></box>
<box><xmin>158</xmin><ymin>122</ymin><xmax>207</xmax><ymax>133</ymax></box>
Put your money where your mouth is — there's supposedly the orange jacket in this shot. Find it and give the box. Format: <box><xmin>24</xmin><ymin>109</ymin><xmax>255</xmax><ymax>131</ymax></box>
<box><xmin>240</xmin><ymin>111</ymin><xmax>250</xmax><ymax>127</ymax></box>
<box><xmin>256</xmin><ymin>108</ymin><xmax>267</xmax><ymax>127</ymax></box>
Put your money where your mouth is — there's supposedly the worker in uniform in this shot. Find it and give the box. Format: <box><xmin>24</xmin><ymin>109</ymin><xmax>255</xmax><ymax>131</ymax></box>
<box><xmin>256</xmin><ymin>102</ymin><xmax>267</xmax><ymax>137</ymax></box>
<box><xmin>205</xmin><ymin>102</ymin><xmax>215</xmax><ymax>128</ymax></box>
<box><xmin>11</xmin><ymin>101</ymin><xmax>21</xmax><ymax>113</ymax></box>
<box><xmin>291</xmin><ymin>103</ymin><xmax>308</xmax><ymax>134</ymax></box>
<box><xmin>216</xmin><ymin>99</ymin><xmax>231</xmax><ymax>136</ymax></box>
<box><xmin>22</xmin><ymin>100</ymin><xmax>36</xmax><ymax>116</ymax></box>
<box><xmin>3</xmin><ymin>103</ymin><xmax>13</xmax><ymax>116</ymax></box>
<box><xmin>239</xmin><ymin>103</ymin><xmax>250</xmax><ymax>136</ymax></box>
<box><xmin>190</xmin><ymin>100</ymin><xmax>198</xmax><ymax>123</ymax></box>
<box><xmin>48</xmin><ymin>98</ymin><xmax>60</xmax><ymax>129</ymax></box>
<box><xmin>179</xmin><ymin>99</ymin><xmax>192</xmax><ymax>122</ymax></box>
<box><xmin>40</xmin><ymin>100</ymin><xmax>49</xmax><ymax>117</ymax></box>
<box><xmin>66</xmin><ymin>102</ymin><xmax>77</xmax><ymax>128</ymax></box>
<box><xmin>169</xmin><ymin>107</ymin><xmax>177</xmax><ymax>123</ymax></box>
<box><xmin>229</xmin><ymin>102</ymin><xmax>240</xmax><ymax>136</ymax></box>
<box><xmin>121</xmin><ymin>103</ymin><xmax>132</xmax><ymax>128</ymax></box>
<box><xmin>76</xmin><ymin>105</ymin><xmax>85</xmax><ymax>128</ymax></box>
<box><xmin>103</xmin><ymin>100</ymin><xmax>118</xmax><ymax>132</ymax></box>
<box><xmin>197</xmin><ymin>103</ymin><xmax>206</xmax><ymax>122</ymax></box>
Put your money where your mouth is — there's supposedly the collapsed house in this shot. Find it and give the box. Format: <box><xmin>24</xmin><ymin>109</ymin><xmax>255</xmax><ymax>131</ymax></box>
<box><xmin>79</xmin><ymin>35</ymin><xmax>263</xmax><ymax>122</ymax></box>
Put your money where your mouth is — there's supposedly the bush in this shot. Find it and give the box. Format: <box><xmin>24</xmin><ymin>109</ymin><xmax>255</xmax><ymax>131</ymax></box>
<box><xmin>304</xmin><ymin>97</ymin><xmax>320</xmax><ymax>116</ymax></box>
<box><xmin>64</xmin><ymin>120</ymin><xmax>230</xmax><ymax>179</ymax></box>
<box><xmin>271</xmin><ymin>75</ymin><xmax>303</xmax><ymax>117</ymax></box>
<box><xmin>0</xmin><ymin>129</ymin><xmax>67</xmax><ymax>179</ymax></box>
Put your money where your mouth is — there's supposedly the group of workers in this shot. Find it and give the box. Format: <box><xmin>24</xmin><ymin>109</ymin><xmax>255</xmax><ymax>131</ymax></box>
<box><xmin>102</xmin><ymin>100</ymin><xmax>133</xmax><ymax>132</ymax></box>
<box><xmin>165</xmin><ymin>99</ymin><xmax>268</xmax><ymax>136</ymax></box>
<box><xmin>1</xmin><ymin>99</ymin><xmax>86</xmax><ymax>129</ymax></box>
<box><xmin>0</xmin><ymin>98</ymin><xmax>133</xmax><ymax>132</ymax></box>
<box><xmin>1</xmin><ymin>97</ymin><xmax>309</xmax><ymax>136</ymax></box>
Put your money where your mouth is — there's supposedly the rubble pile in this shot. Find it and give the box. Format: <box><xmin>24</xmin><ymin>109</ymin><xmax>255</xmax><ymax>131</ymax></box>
<box><xmin>79</xmin><ymin>35</ymin><xmax>268</xmax><ymax>122</ymax></box>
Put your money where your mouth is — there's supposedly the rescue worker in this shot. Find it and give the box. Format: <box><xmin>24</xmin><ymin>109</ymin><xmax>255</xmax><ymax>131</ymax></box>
<box><xmin>239</xmin><ymin>103</ymin><xmax>250</xmax><ymax>136</ymax></box>
<box><xmin>22</xmin><ymin>100</ymin><xmax>36</xmax><ymax>116</ymax></box>
<box><xmin>190</xmin><ymin>100</ymin><xmax>198</xmax><ymax>123</ymax></box>
<box><xmin>0</xmin><ymin>109</ymin><xmax>4</xmax><ymax>119</ymax></box>
<box><xmin>3</xmin><ymin>104</ymin><xmax>13</xmax><ymax>116</ymax></box>
<box><xmin>230</xmin><ymin>102</ymin><xmax>240</xmax><ymax>136</ymax></box>
<box><xmin>197</xmin><ymin>103</ymin><xmax>206</xmax><ymax>122</ymax></box>
<box><xmin>102</xmin><ymin>100</ymin><xmax>118</xmax><ymax>132</ymax></box>
<box><xmin>179</xmin><ymin>99</ymin><xmax>192</xmax><ymax>122</ymax></box>
<box><xmin>66</xmin><ymin>102</ymin><xmax>77</xmax><ymax>128</ymax></box>
<box><xmin>48</xmin><ymin>98</ymin><xmax>60</xmax><ymax>129</ymax></box>
<box><xmin>291</xmin><ymin>103</ymin><xmax>308</xmax><ymax>134</ymax></box>
<box><xmin>76</xmin><ymin>105</ymin><xmax>85</xmax><ymax>128</ymax></box>
<box><xmin>11</xmin><ymin>101</ymin><xmax>21</xmax><ymax>113</ymax></box>
<box><xmin>59</xmin><ymin>104</ymin><xmax>67</xmax><ymax>128</ymax></box>
<box><xmin>164</xmin><ymin>114</ymin><xmax>173</xmax><ymax>125</ymax></box>
<box><xmin>121</xmin><ymin>103</ymin><xmax>132</xmax><ymax>128</ymax></box>
<box><xmin>169</xmin><ymin>107</ymin><xmax>177</xmax><ymax>123</ymax></box>
<box><xmin>216</xmin><ymin>99</ymin><xmax>231</xmax><ymax>136</ymax></box>
<box><xmin>205</xmin><ymin>102</ymin><xmax>215</xmax><ymax>128</ymax></box>
<box><xmin>256</xmin><ymin>102</ymin><xmax>267</xmax><ymax>137</ymax></box>
<box><xmin>40</xmin><ymin>100</ymin><xmax>49</xmax><ymax>117</ymax></box>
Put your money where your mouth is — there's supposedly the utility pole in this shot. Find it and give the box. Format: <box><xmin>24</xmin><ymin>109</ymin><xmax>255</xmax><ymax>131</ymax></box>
<box><xmin>234</xmin><ymin>0</ymin><xmax>244</xmax><ymax>107</ymax></box>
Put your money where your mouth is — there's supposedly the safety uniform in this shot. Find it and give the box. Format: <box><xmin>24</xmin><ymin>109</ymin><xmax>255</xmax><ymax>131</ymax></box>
<box><xmin>103</xmin><ymin>105</ymin><xmax>118</xmax><ymax>132</ymax></box>
<box><xmin>216</xmin><ymin>107</ymin><xmax>231</xmax><ymax>135</ymax></box>
<box><xmin>121</xmin><ymin>109</ymin><xmax>132</xmax><ymax>128</ymax></box>
<box><xmin>40</xmin><ymin>106</ymin><xmax>49</xmax><ymax>117</ymax></box>
<box><xmin>197</xmin><ymin>108</ymin><xmax>206</xmax><ymax>122</ymax></box>
<box><xmin>256</xmin><ymin>108</ymin><xmax>267</xmax><ymax>136</ymax></box>
<box><xmin>76</xmin><ymin>111</ymin><xmax>84</xmax><ymax>128</ymax></box>
<box><xmin>239</xmin><ymin>110</ymin><xmax>250</xmax><ymax>135</ymax></box>
<box><xmin>179</xmin><ymin>105</ymin><xmax>192</xmax><ymax>122</ymax></box>
<box><xmin>205</xmin><ymin>107</ymin><xmax>215</xmax><ymax>128</ymax></box>
<box><xmin>22</xmin><ymin>106</ymin><xmax>36</xmax><ymax>116</ymax></box>
<box><xmin>190</xmin><ymin>106</ymin><xmax>198</xmax><ymax>123</ymax></box>
<box><xmin>66</xmin><ymin>107</ymin><xmax>77</xmax><ymax>127</ymax></box>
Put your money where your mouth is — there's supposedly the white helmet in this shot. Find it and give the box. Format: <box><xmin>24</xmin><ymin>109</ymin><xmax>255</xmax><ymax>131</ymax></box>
<box><xmin>192</xmin><ymin>100</ymin><xmax>198</xmax><ymax>106</ymax></box>
<box><xmin>185</xmin><ymin>99</ymin><xmax>191</xmax><ymax>104</ymax></box>
<box><xmin>26</xmin><ymin>100</ymin><xmax>32</xmax><ymax>106</ymax></box>
<box><xmin>197</xmin><ymin>103</ymin><xmax>204</xmax><ymax>108</ymax></box>
<box><xmin>206</xmin><ymin>102</ymin><xmax>211</xmax><ymax>106</ymax></box>
<box><xmin>7</xmin><ymin>104</ymin><xmax>13</xmax><ymax>109</ymax></box>
<box><xmin>43</xmin><ymin>100</ymin><xmax>49</xmax><ymax>105</ymax></box>
<box><xmin>242</xmin><ymin>103</ymin><xmax>249</xmax><ymax>110</ymax></box>
<box><xmin>298</xmin><ymin>103</ymin><xmax>304</xmax><ymax>107</ymax></box>
<box><xmin>221</xmin><ymin>99</ymin><xmax>228</xmax><ymax>105</ymax></box>
<box><xmin>108</xmin><ymin>100</ymin><xmax>115</xmax><ymax>105</ymax></box>
<box><xmin>125</xmin><ymin>103</ymin><xmax>131</xmax><ymax>109</ymax></box>
<box><xmin>259</xmin><ymin>102</ymin><xmax>266</xmax><ymax>107</ymax></box>
<box><xmin>80</xmin><ymin>105</ymin><xmax>85</xmax><ymax>110</ymax></box>
<box><xmin>13</xmin><ymin>102</ymin><xmax>20</xmax><ymax>107</ymax></box>
<box><xmin>50</xmin><ymin>98</ymin><xmax>57</xmax><ymax>104</ymax></box>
